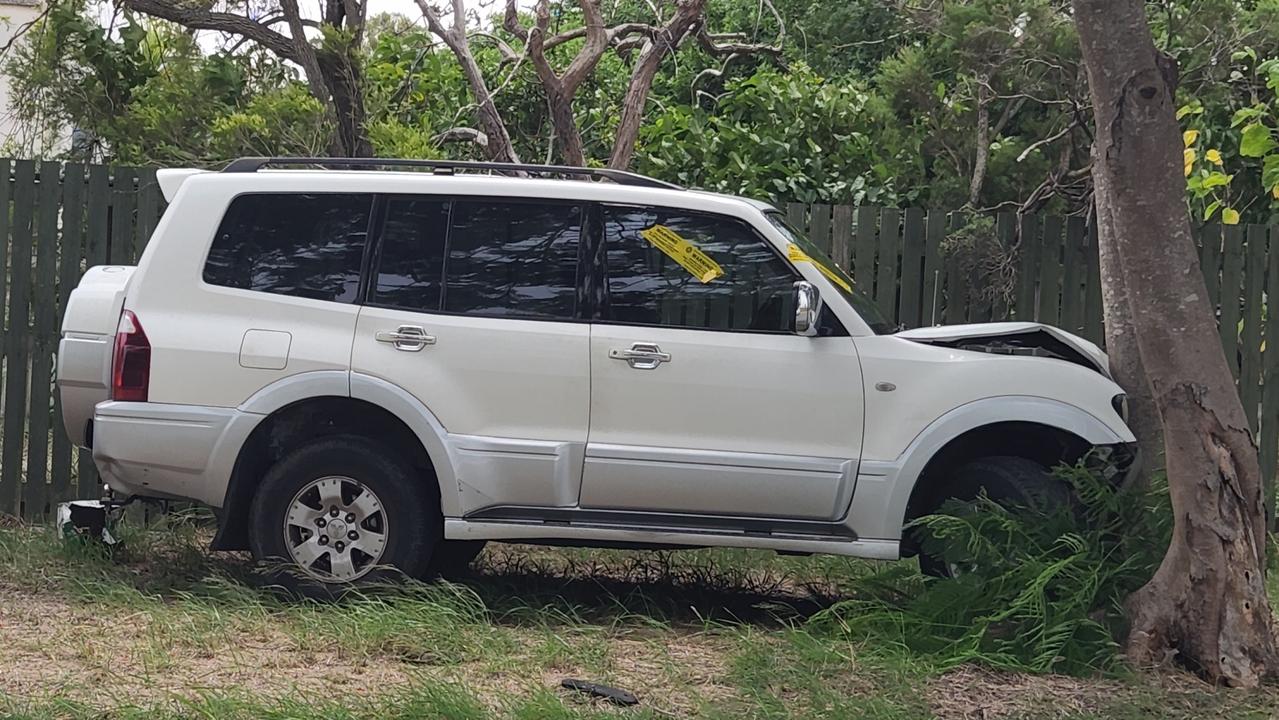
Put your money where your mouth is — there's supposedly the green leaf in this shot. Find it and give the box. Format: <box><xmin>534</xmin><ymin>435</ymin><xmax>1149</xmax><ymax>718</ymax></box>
<box><xmin>1262</xmin><ymin>155</ymin><xmax>1279</xmax><ymax>192</ymax></box>
<box><xmin>1201</xmin><ymin>172</ymin><xmax>1233</xmax><ymax>190</ymax></box>
<box><xmin>1223</xmin><ymin>208</ymin><xmax>1241</xmax><ymax>225</ymax></box>
<box><xmin>1240</xmin><ymin>123</ymin><xmax>1277</xmax><ymax>157</ymax></box>
<box><xmin>1203</xmin><ymin>200</ymin><xmax>1222</xmax><ymax>221</ymax></box>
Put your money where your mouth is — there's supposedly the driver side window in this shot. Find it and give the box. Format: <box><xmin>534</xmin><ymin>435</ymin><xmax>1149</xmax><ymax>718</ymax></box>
<box><xmin>601</xmin><ymin>205</ymin><xmax>798</xmax><ymax>332</ymax></box>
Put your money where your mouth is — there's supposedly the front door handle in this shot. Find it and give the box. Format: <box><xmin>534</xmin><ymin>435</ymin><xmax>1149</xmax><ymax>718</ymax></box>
<box><xmin>375</xmin><ymin>325</ymin><xmax>436</xmax><ymax>352</ymax></box>
<box><xmin>609</xmin><ymin>342</ymin><xmax>671</xmax><ymax>370</ymax></box>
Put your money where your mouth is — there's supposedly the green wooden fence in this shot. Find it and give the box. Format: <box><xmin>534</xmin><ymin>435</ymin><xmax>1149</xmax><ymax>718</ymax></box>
<box><xmin>0</xmin><ymin>160</ymin><xmax>162</xmax><ymax>520</ymax></box>
<box><xmin>0</xmin><ymin>164</ymin><xmax>1275</xmax><ymax>521</ymax></box>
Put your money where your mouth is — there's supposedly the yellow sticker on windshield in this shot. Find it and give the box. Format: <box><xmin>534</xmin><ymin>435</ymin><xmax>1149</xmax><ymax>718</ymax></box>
<box><xmin>787</xmin><ymin>243</ymin><xmax>853</xmax><ymax>294</ymax></box>
<box><xmin>641</xmin><ymin>225</ymin><xmax>724</xmax><ymax>283</ymax></box>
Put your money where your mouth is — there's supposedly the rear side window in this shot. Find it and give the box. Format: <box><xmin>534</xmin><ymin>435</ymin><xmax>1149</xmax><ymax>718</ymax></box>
<box><xmin>373</xmin><ymin>198</ymin><xmax>582</xmax><ymax>320</ymax></box>
<box><xmin>444</xmin><ymin>201</ymin><xmax>582</xmax><ymax>319</ymax></box>
<box><xmin>204</xmin><ymin>194</ymin><xmax>372</xmax><ymax>303</ymax></box>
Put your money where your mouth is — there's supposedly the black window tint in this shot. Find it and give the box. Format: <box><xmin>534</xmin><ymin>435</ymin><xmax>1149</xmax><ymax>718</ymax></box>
<box><xmin>443</xmin><ymin>201</ymin><xmax>581</xmax><ymax>319</ymax></box>
<box><xmin>603</xmin><ymin>207</ymin><xmax>798</xmax><ymax>332</ymax></box>
<box><xmin>373</xmin><ymin>197</ymin><xmax>450</xmax><ymax>312</ymax></box>
<box><xmin>204</xmin><ymin>194</ymin><xmax>371</xmax><ymax>303</ymax></box>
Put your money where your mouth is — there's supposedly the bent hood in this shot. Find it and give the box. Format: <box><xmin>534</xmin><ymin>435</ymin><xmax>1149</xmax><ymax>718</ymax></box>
<box><xmin>895</xmin><ymin>322</ymin><xmax>1111</xmax><ymax>378</ymax></box>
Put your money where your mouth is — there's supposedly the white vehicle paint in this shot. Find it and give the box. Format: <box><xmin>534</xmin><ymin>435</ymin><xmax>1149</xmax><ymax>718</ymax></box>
<box><xmin>56</xmin><ymin>159</ymin><xmax>1136</xmax><ymax>584</ymax></box>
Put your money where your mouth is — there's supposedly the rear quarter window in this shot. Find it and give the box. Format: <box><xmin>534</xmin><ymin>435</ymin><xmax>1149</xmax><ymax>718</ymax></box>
<box><xmin>204</xmin><ymin>193</ymin><xmax>372</xmax><ymax>303</ymax></box>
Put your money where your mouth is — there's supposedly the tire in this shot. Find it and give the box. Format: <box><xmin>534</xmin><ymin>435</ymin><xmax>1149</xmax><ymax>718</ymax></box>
<box><xmin>248</xmin><ymin>434</ymin><xmax>439</xmax><ymax>596</ymax></box>
<box><xmin>428</xmin><ymin>540</ymin><xmax>487</xmax><ymax>580</ymax></box>
<box><xmin>917</xmin><ymin>455</ymin><xmax>1071</xmax><ymax>578</ymax></box>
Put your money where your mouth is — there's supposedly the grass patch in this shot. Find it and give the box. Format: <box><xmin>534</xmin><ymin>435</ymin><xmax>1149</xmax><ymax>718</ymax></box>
<box><xmin>1</xmin><ymin>497</ymin><xmax>1277</xmax><ymax>719</ymax></box>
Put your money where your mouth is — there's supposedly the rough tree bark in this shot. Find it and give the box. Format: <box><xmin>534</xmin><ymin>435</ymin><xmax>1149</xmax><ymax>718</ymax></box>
<box><xmin>1093</xmin><ymin>175</ymin><xmax>1164</xmax><ymax>480</ymax></box>
<box><xmin>1072</xmin><ymin>0</ymin><xmax>1277</xmax><ymax>686</ymax></box>
<box><xmin>120</xmin><ymin>0</ymin><xmax>372</xmax><ymax>157</ymax></box>
<box><xmin>607</xmin><ymin>0</ymin><xmax>707</xmax><ymax>170</ymax></box>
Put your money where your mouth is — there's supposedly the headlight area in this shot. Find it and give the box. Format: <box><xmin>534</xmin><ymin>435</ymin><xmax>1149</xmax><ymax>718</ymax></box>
<box><xmin>1111</xmin><ymin>393</ymin><xmax>1129</xmax><ymax>423</ymax></box>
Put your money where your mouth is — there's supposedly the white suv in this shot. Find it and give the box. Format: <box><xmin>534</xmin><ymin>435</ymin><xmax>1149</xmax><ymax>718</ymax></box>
<box><xmin>57</xmin><ymin>158</ymin><xmax>1136</xmax><ymax>586</ymax></box>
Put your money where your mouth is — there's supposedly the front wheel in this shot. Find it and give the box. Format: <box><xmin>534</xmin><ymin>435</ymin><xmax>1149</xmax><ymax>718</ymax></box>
<box><xmin>917</xmin><ymin>455</ymin><xmax>1071</xmax><ymax>578</ymax></box>
<box><xmin>248</xmin><ymin>434</ymin><xmax>438</xmax><ymax>594</ymax></box>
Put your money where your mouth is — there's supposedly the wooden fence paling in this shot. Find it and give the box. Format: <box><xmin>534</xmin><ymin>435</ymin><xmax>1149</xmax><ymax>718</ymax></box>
<box><xmin>1060</xmin><ymin>216</ymin><xmax>1087</xmax><ymax>336</ymax></box>
<box><xmin>1038</xmin><ymin>215</ymin><xmax>1064</xmax><ymax>326</ymax></box>
<box><xmin>899</xmin><ymin>208</ymin><xmax>926</xmax><ymax>329</ymax></box>
<box><xmin>992</xmin><ymin>213</ymin><xmax>1015</xmax><ymax>321</ymax></box>
<box><xmin>1083</xmin><ymin>222</ymin><xmax>1103</xmax><ymax>346</ymax></box>
<box><xmin>808</xmin><ymin>203</ymin><xmax>832</xmax><ymax>256</ymax></box>
<box><xmin>1263</xmin><ymin>226</ymin><xmax>1279</xmax><ymax>521</ymax></box>
<box><xmin>876</xmin><ymin>208</ymin><xmax>901</xmax><ymax>323</ymax></box>
<box><xmin>831</xmin><ymin>204</ymin><xmax>853</xmax><ymax>270</ymax></box>
<box><xmin>1221</xmin><ymin>224</ymin><xmax>1244</xmax><ymax>380</ymax></box>
<box><xmin>1016</xmin><ymin>213</ymin><xmax>1040</xmax><ymax>322</ymax></box>
<box><xmin>945</xmin><ymin>213</ymin><xmax>967</xmax><ymax>325</ymax></box>
<box><xmin>1242</xmin><ymin>224</ymin><xmax>1267</xmax><ymax>433</ymax></box>
<box><xmin>854</xmin><ymin>206</ymin><xmax>877</xmax><ymax>296</ymax></box>
<box><xmin>786</xmin><ymin>202</ymin><xmax>805</xmax><ymax>232</ymax></box>
<box><xmin>921</xmin><ymin>210</ymin><xmax>946</xmax><ymax>326</ymax></box>
<box><xmin>1</xmin><ymin>161</ymin><xmax>35</xmax><ymax>515</ymax></box>
<box><xmin>24</xmin><ymin>162</ymin><xmax>60</xmax><ymax>519</ymax></box>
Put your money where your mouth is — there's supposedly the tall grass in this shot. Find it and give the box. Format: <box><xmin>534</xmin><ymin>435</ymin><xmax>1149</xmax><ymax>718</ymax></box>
<box><xmin>810</xmin><ymin>460</ymin><xmax>1172</xmax><ymax>675</ymax></box>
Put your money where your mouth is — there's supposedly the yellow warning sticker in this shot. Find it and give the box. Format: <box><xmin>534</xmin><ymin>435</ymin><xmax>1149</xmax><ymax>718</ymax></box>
<box><xmin>787</xmin><ymin>243</ymin><xmax>853</xmax><ymax>294</ymax></box>
<box><xmin>640</xmin><ymin>225</ymin><xmax>724</xmax><ymax>284</ymax></box>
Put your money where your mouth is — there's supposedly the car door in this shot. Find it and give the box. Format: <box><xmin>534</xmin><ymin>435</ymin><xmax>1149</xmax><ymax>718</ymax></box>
<box><xmin>350</xmin><ymin>196</ymin><xmax>590</xmax><ymax>515</ymax></box>
<box><xmin>581</xmin><ymin>204</ymin><xmax>864</xmax><ymax>522</ymax></box>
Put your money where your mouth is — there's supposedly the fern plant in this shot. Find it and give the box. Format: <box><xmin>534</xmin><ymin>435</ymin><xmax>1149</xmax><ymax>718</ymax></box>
<box><xmin>808</xmin><ymin>458</ymin><xmax>1172</xmax><ymax>675</ymax></box>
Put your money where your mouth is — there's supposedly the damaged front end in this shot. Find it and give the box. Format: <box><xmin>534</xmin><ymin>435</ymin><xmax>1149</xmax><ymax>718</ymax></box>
<box><xmin>895</xmin><ymin>321</ymin><xmax>1112</xmax><ymax>377</ymax></box>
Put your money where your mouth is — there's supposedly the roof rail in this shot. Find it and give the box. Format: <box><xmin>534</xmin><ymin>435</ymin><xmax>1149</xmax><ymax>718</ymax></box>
<box><xmin>221</xmin><ymin>157</ymin><xmax>684</xmax><ymax>191</ymax></box>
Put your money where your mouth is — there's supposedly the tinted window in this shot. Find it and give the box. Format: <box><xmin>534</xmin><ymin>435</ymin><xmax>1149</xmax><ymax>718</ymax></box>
<box><xmin>603</xmin><ymin>206</ymin><xmax>797</xmax><ymax>332</ymax></box>
<box><xmin>204</xmin><ymin>194</ymin><xmax>371</xmax><ymax>303</ymax></box>
<box><xmin>443</xmin><ymin>201</ymin><xmax>581</xmax><ymax>319</ymax></box>
<box><xmin>372</xmin><ymin>197</ymin><xmax>450</xmax><ymax>312</ymax></box>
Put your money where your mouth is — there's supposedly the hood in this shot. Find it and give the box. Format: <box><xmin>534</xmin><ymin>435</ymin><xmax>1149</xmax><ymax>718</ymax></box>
<box><xmin>895</xmin><ymin>322</ymin><xmax>1111</xmax><ymax>377</ymax></box>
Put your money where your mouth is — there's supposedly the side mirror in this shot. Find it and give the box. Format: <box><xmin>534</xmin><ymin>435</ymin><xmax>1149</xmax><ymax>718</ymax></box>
<box><xmin>793</xmin><ymin>281</ymin><xmax>822</xmax><ymax>337</ymax></box>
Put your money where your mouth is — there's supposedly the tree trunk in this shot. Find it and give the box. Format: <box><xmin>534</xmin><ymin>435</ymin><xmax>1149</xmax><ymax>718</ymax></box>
<box><xmin>318</xmin><ymin>51</ymin><xmax>374</xmax><ymax>157</ymax></box>
<box><xmin>1093</xmin><ymin>169</ymin><xmax>1164</xmax><ymax>481</ymax></box>
<box><xmin>451</xmin><ymin>37</ymin><xmax>521</xmax><ymax>164</ymax></box>
<box><xmin>608</xmin><ymin>0</ymin><xmax>706</xmax><ymax>171</ymax></box>
<box><xmin>1072</xmin><ymin>0</ymin><xmax>1277</xmax><ymax>686</ymax></box>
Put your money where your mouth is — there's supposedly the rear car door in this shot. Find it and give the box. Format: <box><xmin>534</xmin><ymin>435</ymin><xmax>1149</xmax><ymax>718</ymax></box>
<box><xmin>581</xmin><ymin>205</ymin><xmax>864</xmax><ymax>522</ymax></box>
<box><xmin>350</xmin><ymin>196</ymin><xmax>591</xmax><ymax>515</ymax></box>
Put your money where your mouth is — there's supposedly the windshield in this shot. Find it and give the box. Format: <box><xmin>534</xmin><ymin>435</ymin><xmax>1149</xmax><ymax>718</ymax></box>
<box><xmin>764</xmin><ymin>212</ymin><xmax>895</xmax><ymax>334</ymax></box>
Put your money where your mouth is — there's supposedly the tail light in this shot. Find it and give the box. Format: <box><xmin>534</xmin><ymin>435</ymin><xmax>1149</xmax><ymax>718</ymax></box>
<box><xmin>112</xmin><ymin>310</ymin><xmax>150</xmax><ymax>402</ymax></box>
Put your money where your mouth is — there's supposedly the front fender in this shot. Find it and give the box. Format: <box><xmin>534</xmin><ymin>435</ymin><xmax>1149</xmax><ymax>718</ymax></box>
<box><xmin>846</xmin><ymin>395</ymin><xmax>1133</xmax><ymax>542</ymax></box>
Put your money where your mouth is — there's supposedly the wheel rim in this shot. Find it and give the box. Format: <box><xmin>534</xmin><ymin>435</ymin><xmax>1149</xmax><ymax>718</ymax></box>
<box><xmin>283</xmin><ymin>475</ymin><xmax>389</xmax><ymax>583</ymax></box>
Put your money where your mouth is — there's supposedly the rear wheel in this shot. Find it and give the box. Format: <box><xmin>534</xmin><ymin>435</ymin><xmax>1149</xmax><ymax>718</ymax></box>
<box><xmin>917</xmin><ymin>455</ymin><xmax>1071</xmax><ymax>578</ymax></box>
<box><xmin>248</xmin><ymin>434</ymin><xmax>438</xmax><ymax>594</ymax></box>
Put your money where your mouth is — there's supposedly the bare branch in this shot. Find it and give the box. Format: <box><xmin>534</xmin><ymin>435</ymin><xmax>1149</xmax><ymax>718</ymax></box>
<box><xmin>469</xmin><ymin>31</ymin><xmax>520</xmax><ymax>64</ymax></box>
<box><xmin>117</xmin><ymin>0</ymin><xmax>298</xmax><ymax>61</ymax></box>
<box><xmin>433</xmin><ymin>127</ymin><xmax>489</xmax><ymax>148</ymax></box>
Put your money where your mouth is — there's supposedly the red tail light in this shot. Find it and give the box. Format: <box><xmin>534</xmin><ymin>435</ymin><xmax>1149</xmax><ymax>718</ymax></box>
<box><xmin>112</xmin><ymin>310</ymin><xmax>150</xmax><ymax>402</ymax></box>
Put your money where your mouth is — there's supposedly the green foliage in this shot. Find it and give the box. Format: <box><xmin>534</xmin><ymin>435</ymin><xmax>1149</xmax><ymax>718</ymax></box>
<box><xmin>809</xmin><ymin>459</ymin><xmax>1172</xmax><ymax>676</ymax></box>
<box><xmin>634</xmin><ymin>65</ymin><xmax>906</xmax><ymax>204</ymax></box>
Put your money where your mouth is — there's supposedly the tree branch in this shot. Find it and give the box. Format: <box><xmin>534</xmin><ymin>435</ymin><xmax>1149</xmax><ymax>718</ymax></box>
<box><xmin>116</xmin><ymin>0</ymin><xmax>298</xmax><ymax>61</ymax></box>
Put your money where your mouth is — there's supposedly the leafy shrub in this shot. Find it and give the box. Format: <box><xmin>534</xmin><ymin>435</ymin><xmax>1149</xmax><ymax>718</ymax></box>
<box><xmin>808</xmin><ymin>458</ymin><xmax>1172</xmax><ymax>675</ymax></box>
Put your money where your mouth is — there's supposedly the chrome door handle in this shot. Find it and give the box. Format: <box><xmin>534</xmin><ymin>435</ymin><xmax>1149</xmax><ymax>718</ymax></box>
<box><xmin>375</xmin><ymin>325</ymin><xmax>436</xmax><ymax>352</ymax></box>
<box><xmin>609</xmin><ymin>342</ymin><xmax>671</xmax><ymax>370</ymax></box>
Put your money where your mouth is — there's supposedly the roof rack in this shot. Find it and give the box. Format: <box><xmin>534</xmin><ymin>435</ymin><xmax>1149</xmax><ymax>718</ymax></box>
<box><xmin>221</xmin><ymin>157</ymin><xmax>683</xmax><ymax>191</ymax></box>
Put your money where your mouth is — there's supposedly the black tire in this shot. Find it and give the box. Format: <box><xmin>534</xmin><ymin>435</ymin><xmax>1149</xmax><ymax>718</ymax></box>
<box><xmin>248</xmin><ymin>434</ymin><xmax>439</xmax><ymax>596</ymax></box>
<box><xmin>428</xmin><ymin>540</ymin><xmax>487</xmax><ymax>580</ymax></box>
<box><xmin>917</xmin><ymin>455</ymin><xmax>1071</xmax><ymax>578</ymax></box>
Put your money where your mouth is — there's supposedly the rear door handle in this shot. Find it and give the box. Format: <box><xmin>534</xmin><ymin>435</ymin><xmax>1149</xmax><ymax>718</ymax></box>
<box><xmin>609</xmin><ymin>342</ymin><xmax>671</xmax><ymax>370</ymax></box>
<box><xmin>375</xmin><ymin>325</ymin><xmax>436</xmax><ymax>352</ymax></box>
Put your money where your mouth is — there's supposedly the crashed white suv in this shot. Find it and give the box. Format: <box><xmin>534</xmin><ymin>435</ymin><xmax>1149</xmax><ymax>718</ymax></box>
<box><xmin>57</xmin><ymin>157</ymin><xmax>1135</xmax><ymax>586</ymax></box>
